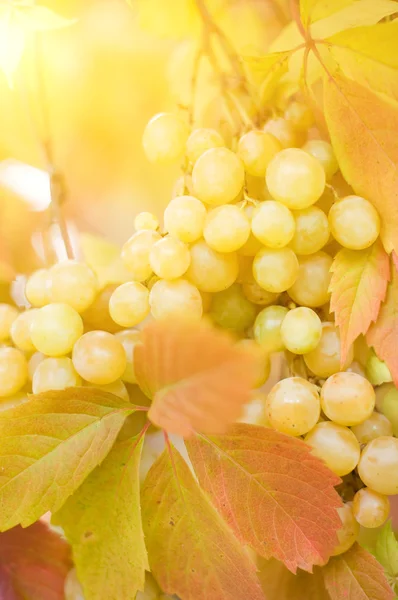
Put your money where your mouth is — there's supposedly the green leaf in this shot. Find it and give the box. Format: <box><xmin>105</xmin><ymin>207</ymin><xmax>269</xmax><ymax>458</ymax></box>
<box><xmin>54</xmin><ymin>434</ymin><xmax>148</xmax><ymax>600</ymax></box>
<box><xmin>0</xmin><ymin>388</ymin><xmax>133</xmax><ymax>531</ymax></box>
<box><xmin>373</xmin><ymin>521</ymin><xmax>398</xmax><ymax>579</ymax></box>
<box><xmin>141</xmin><ymin>445</ymin><xmax>264</xmax><ymax>600</ymax></box>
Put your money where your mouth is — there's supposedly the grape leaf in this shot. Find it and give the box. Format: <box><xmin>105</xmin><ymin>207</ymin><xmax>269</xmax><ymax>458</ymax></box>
<box><xmin>373</xmin><ymin>521</ymin><xmax>398</xmax><ymax>579</ymax></box>
<box><xmin>54</xmin><ymin>434</ymin><xmax>148</xmax><ymax>600</ymax></box>
<box><xmin>367</xmin><ymin>262</ymin><xmax>398</xmax><ymax>385</ymax></box>
<box><xmin>0</xmin><ymin>388</ymin><xmax>134</xmax><ymax>531</ymax></box>
<box><xmin>186</xmin><ymin>424</ymin><xmax>342</xmax><ymax>573</ymax></box>
<box><xmin>324</xmin><ymin>73</ymin><xmax>398</xmax><ymax>255</ymax></box>
<box><xmin>257</xmin><ymin>557</ymin><xmax>329</xmax><ymax>599</ymax></box>
<box><xmin>141</xmin><ymin>444</ymin><xmax>264</xmax><ymax>600</ymax></box>
<box><xmin>0</xmin><ymin>520</ymin><xmax>71</xmax><ymax>600</ymax></box>
<box><xmin>135</xmin><ymin>319</ymin><xmax>257</xmax><ymax>438</ymax></box>
<box><xmin>323</xmin><ymin>543</ymin><xmax>394</xmax><ymax>600</ymax></box>
<box><xmin>330</xmin><ymin>242</ymin><xmax>390</xmax><ymax>364</ymax></box>
<box><xmin>300</xmin><ymin>0</ymin><xmax>355</xmax><ymax>27</ymax></box>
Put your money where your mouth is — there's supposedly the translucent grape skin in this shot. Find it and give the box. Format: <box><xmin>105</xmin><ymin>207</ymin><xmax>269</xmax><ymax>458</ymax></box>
<box><xmin>242</xmin><ymin>279</ymin><xmax>279</xmax><ymax>306</ymax></box>
<box><xmin>143</xmin><ymin>112</ymin><xmax>189</xmax><ymax>164</ymax></box>
<box><xmin>358</xmin><ymin>436</ymin><xmax>398</xmax><ymax>495</ymax></box>
<box><xmin>288</xmin><ymin>251</ymin><xmax>333</xmax><ymax>308</ymax></box>
<box><xmin>237</xmin><ymin>130</ymin><xmax>282</xmax><ymax>177</ymax></box>
<box><xmin>351</xmin><ymin>411</ymin><xmax>393</xmax><ymax>443</ymax></box>
<box><xmin>289</xmin><ymin>206</ymin><xmax>330</xmax><ymax>255</ymax></box>
<box><xmin>253</xmin><ymin>247</ymin><xmax>299</xmax><ymax>293</ymax></box>
<box><xmin>265</xmin><ymin>377</ymin><xmax>320</xmax><ymax>437</ymax></box>
<box><xmin>121</xmin><ymin>230</ymin><xmax>161</xmax><ymax>282</ymax></box>
<box><xmin>209</xmin><ymin>283</ymin><xmax>257</xmax><ymax>332</ymax></box>
<box><xmin>149</xmin><ymin>278</ymin><xmax>203</xmax><ymax>321</ymax></box>
<box><xmin>235</xmin><ymin>339</ymin><xmax>271</xmax><ymax>389</ymax></box>
<box><xmin>321</xmin><ymin>372</ymin><xmax>375</xmax><ymax>426</ymax></box>
<box><xmin>331</xmin><ymin>503</ymin><xmax>360</xmax><ymax>556</ymax></box>
<box><xmin>379</xmin><ymin>387</ymin><xmax>398</xmax><ymax>436</ymax></box>
<box><xmin>251</xmin><ymin>201</ymin><xmax>295</xmax><ymax>249</ymax></box>
<box><xmin>263</xmin><ymin>117</ymin><xmax>304</xmax><ymax>149</ymax></box>
<box><xmin>109</xmin><ymin>282</ymin><xmax>150</xmax><ymax>327</ymax></box>
<box><xmin>134</xmin><ymin>212</ymin><xmax>159</xmax><ymax>231</ymax></box>
<box><xmin>32</xmin><ymin>357</ymin><xmax>82</xmax><ymax>394</ymax></box>
<box><xmin>192</xmin><ymin>147</ymin><xmax>245</xmax><ymax>206</ymax></box>
<box><xmin>285</xmin><ymin>101</ymin><xmax>314</xmax><ymax>131</ymax></box>
<box><xmin>328</xmin><ymin>195</ymin><xmax>380</xmax><ymax>250</ymax></box>
<box><xmin>280</xmin><ymin>307</ymin><xmax>322</xmax><ymax>355</ymax></box>
<box><xmin>114</xmin><ymin>329</ymin><xmax>141</xmax><ymax>384</ymax></box>
<box><xmin>186</xmin><ymin>240</ymin><xmax>238</xmax><ymax>293</ymax></box>
<box><xmin>235</xmin><ymin>201</ymin><xmax>263</xmax><ymax>257</ymax></box>
<box><xmin>164</xmin><ymin>195</ymin><xmax>207</xmax><ymax>243</ymax></box>
<box><xmin>149</xmin><ymin>236</ymin><xmax>191</xmax><ymax>280</ymax></box>
<box><xmin>49</xmin><ymin>260</ymin><xmax>98</xmax><ymax>313</ymax></box>
<box><xmin>254</xmin><ymin>305</ymin><xmax>289</xmax><ymax>353</ymax></box>
<box><xmin>302</xmin><ymin>140</ymin><xmax>339</xmax><ymax>181</ymax></box>
<box><xmin>72</xmin><ymin>331</ymin><xmax>126</xmax><ymax>385</ymax></box>
<box><xmin>305</xmin><ymin>421</ymin><xmax>360</xmax><ymax>476</ymax></box>
<box><xmin>353</xmin><ymin>488</ymin><xmax>390</xmax><ymax>529</ymax></box>
<box><xmin>28</xmin><ymin>351</ymin><xmax>45</xmax><ymax>381</ymax></box>
<box><xmin>186</xmin><ymin>128</ymin><xmax>224</xmax><ymax>164</ymax></box>
<box><xmin>10</xmin><ymin>309</ymin><xmax>38</xmax><ymax>352</ymax></box>
<box><xmin>0</xmin><ymin>347</ymin><xmax>28</xmax><ymax>397</ymax></box>
<box><xmin>0</xmin><ymin>303</ymin><xmax>19</xmax><ymax>341</ymax></box>
<box><xmin>304</xmin><ymin>322</ymin><xmax>354</xmax><ymax>378</ymax></box>
<box><xmin>25</xmin><ymin>269</ymin><xmax>51</xmax><ymax>307</ymax></box>
<box><xmin>30</xmin><ymin>303</ymin><xmax>84</xmax><ymax>357</ymax></box>
<box><xmin>204</xmin><ymin>205</ymin><xmax>250</xmax><ymax>253</ymax></box>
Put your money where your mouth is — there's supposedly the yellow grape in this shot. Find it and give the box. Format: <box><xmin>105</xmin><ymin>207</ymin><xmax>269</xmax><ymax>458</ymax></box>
<box><xmin>266</xmin><ymin>148</ymin><xmax>325</xmax><ymax>209</ymax></box>
<box><xmin>149</xmin><ymin>236</ymin><xmax>191</xmax><ymax>280</ymax></box>
<box><xmin>331</xmin><ymin>504</ymin><xmax>360</xmax><ymax>556</ymax></box>
<box><xmin>321</xmin><ymin>372</ymin><xmax>375</xmax><ymax>426</ymax></box>
<box><xmin>379</xmin><ymin>387</ymin><xmax>398</xmax><ymax>435</ymax></box>
<box><xmin>253</xmin><ymin>247</ymin><xmax>299</xmax><ymax>293</ymax></box>
<box><xmin>352</xmin><ymin>488</ymin><xmax>390</xmax><ymax>529</ymax></box>
<box><xmin>302</xmin><ymin>140</ymin><xmax>339</xmax><ymax>181</ymax></box>
<box><xmin>289</xmin><ymin>206</ymin><xmax>330</xmax><ymax>255</ymax></box>
<box><xmin>288</xmin><ymin>251</ymin><xmax>332</xmax><ymax>308</ymax></box>
<box><xmin>204</xmin><ymin>205</ymin><xmax>250</xmax><ymax>253</ymax></box>
<box><xmin>210</xmin><ymin>283</ymin><xmax>256</xmax><ymax>332</ymax></box>
<box><xmin>242</xmin><ymin>279</ymin><xmax>279</xmax><ymax>306</ymax></box>
<box><xmin>109</xmin><ymin>282</ymin><xmax>150</xmax><ymax>327</ymax></box>
<box><xmin>30</xmin><ymin>303</ymin><xmax>84</xmax><ymax>357</ymax></box>
<box><xmin>84</xmin><ymin>379</ymin><xmax>129</xmax><ymax>402</ymax></box>
<box><xmin>254</xmin><ymin>305</ymin><xmax>289</xmax><ymax>353</ymax></box>
<box><xmin>134</xmin><ymin>212</ymin><xmax>159</xmax><ymax>231</ymax></box>
<box><xmin>149</xmin><ymin>278</ymin><xmax>203</xmax><ymax>321</ymax></box>
<box><xmin>235</xmin><ymin>201</ymin><xmax>263</xmax><ymax>257</ymax></box>
<box><xmin>82</xmin><ymin>284</ymin><xmax>123</xmax><ymax>334</ymax></box>
<box><xmin>351</xmin><ymin>411</ymin><xmax>393</xmax><ymax>443</ymax></box>
<box><xmin>187</xmin><ymin>240</ymin><xmax>238</xmax><ymax>293</ymax></box>
<box><xmin>121</xmin><ymin>230</ymin><xmax>161</xmax><ymax>281</ymax></box>
<box><xmin>239</xmin><ymin>390</ymin><xmax>269</xmax><ymax>425</ymax></box>
<box><xmin>192</xmin><ymin>147</ymin><xmax>245</xmax><ymax>206</ymax></box>
<box><xmin>25</xmin><ymin>269</ymin><xmax>51</xmax><ymax>308</ymax></box>
<box><xmin>237</xmin><ymin>130</ymin><xmax>282</xmax><ymax>177</ymax></box>
<box><xmin>251</xmin><ymin>201</ymin><xmax>295</xmax><ymax>249</ymax></box>
<box><xmin>72</xmin><ymin>331</ymin><xmax>126</xmax><ymax>385</ymax></box>
<box><xmin>49</xmin><ymin>260</ymin><xmax>98</xmax><ymax>313</ymax></box>
<box><xmin>305</xmin><ymin>421</ymin><xmax>360</xmax><ymax>476</ymax></box>
<box><xmin>235</xmin><ymin>339</ymin><xmax>271</xmax><ymax>389</ymax></box>
<box><xmin>114</xmin><ymin>329</ymin><xmax>141</xmax><ymax>384</ymax></box>
<box><xmin>263</xmin><ymin>117</ymin><xmax>304</xmax><ymax>149</ymax></box>
<box><xmin>0</xmin><ymin>347</ymin><xmax>28</xmax><ymax>397</ymax></box>
<box><xmin>266</xmin><ymin>377</ymin><xmax>320</xmax><ymax>436</ymax></box>
<box><xmin>284</xmin><ymin>101</ymin><xmax>314</xmax><ymax>131</ymax></box>
<box><xmin>358</xmin><ymin>436</ymin><xmax>398</xmax><ymax>495</ymax></box>
<box><xmin>164</xmin><ymin>195</ymin><xmax>207</xmax><ymax>243</ymax></box>
<box><xmin>0</xmin><ymin>304</ymin><xmax>19</xmax><ymax>341</ymax></box>
<box><xmin>280</xmin><ymin>307</ymin><xmax>322</xmax><ymax>355</ymax></box>
<box><xmin>186</xmin><ymin>128</ymin><xmax>224</xmax><ymax>163</ymax></box>
<box><xmin>329</xmin><ymin>195</ymin><xmax>380</xmax><ymax>250</ymax></box>
<box><xmin>32</xmin><ymin>357</ymin><xmax>82</xmax><ymax>394</ymax></box>
<box><xmin>28</xmin><ymin>351</ymin><xmax>45</xmax><ymax>381</ymax></box>
<box><xmin>10</xmin><ymin>309</ymin><xmax>38</xmax><ymax>352</ymax></box>
<box><xmin>304</xmin><ymin>322</ymin><xmax>353</xmax><ymax>378</ymax></box>
<box><xmin>366</xmin><ymin>350</ymin><xmax>392</xmax><ymax>385</ymax></box>
<box><xmin>200</xmin><ymin>291</ymin><xmax>212</xmax><ymax>313</ymax></box>
<box><xmin>142</xmin><ymin>112</ymin><xmax>189</xmax><ymax>163</ymax></box>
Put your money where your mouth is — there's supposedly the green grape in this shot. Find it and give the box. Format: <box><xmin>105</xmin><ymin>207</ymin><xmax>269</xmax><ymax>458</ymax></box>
<box><xmin>149</xmin><ymin>278</ymin><xmax>203</xmax><ymax>321</ymax></box>
<box><xmin>266</xmin><ymin>148</ymin><xmax>325</xmax><ymax>209</ymax></box>
<box><xmin>331</xmin><ymin>503</ymin><xmax>360</xmax><ymax>556</ymax></box>
<box><xmin>109</xmin><ymin>282</ymin><xmax>150</xmax><ymax>327</ymax></box>
<box><xmin>30</xmin><ymin>303</ymin><xmax>84</xmax><ymax>357</ymax></box>
<box><xmin>253</xmin><ymin>247</ymin><xmax>299</xmax><ymax>293</ymax></box>
<box><xmin>251</xmin><ymin>201</ymin><xmax>295</xmax><ymax>248</ymax></box>
<box><xmin>351</xmin><ymin>412</ymin><xmax>393</xmax><ymax>444</ymax></box>
<box><xmin>121</xmin><ymin>230</ymin><xmax>161</xmax><ymax>281</ymax></box>
<box><xmin>209</xmin><ymin>283</ymin><xmax>257</xmax><ymax>332</ymax></box>
<box><xmin>237</xmin><ymin>130</ymin><xmax>282</xmax><ymax>177</ymax></box>
<box><xmin>304</xmin><ymin>322</ymin><xmax>353</xmax><ymax>378</ymax></box>
<box><xmin>358</xmin><ymin>436</ymin><xmax>398</xmax><ymax>495</ymax></box>
<box><xmin>235</xmin><ymin>339</ymin><xmax>271</xmax><ymax>389</ymax></box>
<box><xmin>289</xmin><ymin>206</ymin><xmax>330</xmax><ymax>255</ymax></box>
<box><xmin>321</xmin><ymin>372</ymin><xmax>375</xmax><ymax>426</ymax></box>
<box><xmin>134</xmin><ymin>212</ymin><xmax>159</xmax><ymax>231</ymax></box>
<box><xmin>235</xmin><ymin>201</ymin><xmax>263</xmax><ymax>257</ymax></box>
<box><xmin>353</xmin><ymin>488</ymin><xmax>389</xmax><ymax>529</ymax></box>
<box><xmin>329</xmin><ymin>195</ymin><xmax>380</xmax><ymax>250</ymax></box>
<box><xmin>302</xmin><ymin>140</ymin><xmax>339</xmax><ymax>181</ymax></box>
<box><xmin>72</xmin><ymin>331</ymin><xmax>126</xmax><ymax>385</ymax></box>
<box><xmin>254</xmin><ymin>305</ymin><xmax>289</xmax><ymax>352</ymax></box>
<box><xmin>284</xmin><ymin>101</ymin><xmax>314</xmax><ymax>131</ymax></box>
<box><xmin>266</xmin><ymin>377</ymin><xmax>320</xmax><ymax>436</ymax></box>
<box><xmin>204</xmin><ymin>205</ymin><xmax>250</xmax><ymax>253</ymax></box>
<box><xmin>288</xmin><ymin>251</ymin><xmax>332</xmax><ymax>307</ymax></box>
<box><xmin>186</xmin><ymin>240</ymin><xmax>238</xmax><ymax>293</ymax></box>
<box><xmin>379</xmin><ymin>387</ymin><xmax>398</xmax><ymax>435</ymax></box>
<box><xmin>114</xmin><ymin>329</ymin><xmax>141</xmax><ymax>384</ymax></box>
<box><xmin>365</xmin><ymin>349</ymin><xmax>392</xmax><ymax>385</ymax></box>
<box><xmin>305</xmin><ymin>422</ymin><xmax>360</xmax><ymax>476</ymax></box>
<box><xmin>263</xmin><ymin>117</ymin><xmax>304</xmax><ymax>149</ymax></box>
<box><xmin>192</xmin><ymin>147</ymin><xmax>245</xmax><ymax>206</ymax></box>
<box><xmin>32</xmin><ymin>357</ymin><xmax>82</xmax><ymax>394</ymax></box>
<box><xmin>375</xmin><ymin>382</ymin><xmax>396</xmax><ymax>412</ymax></box>
<box><xmin>10</xmin><ymin>309</ymin><xmax>38</xmax><ymax>352</ymax></box>
<box><xmin>149</xmin><ymin>236</ymin><xmax>191</xmax><ymax>279</ymax></box>
<box><xmin>142</xmin><ymin>112</ymin><xmax>189</xmax><ymax>163</ymax></box>
<box><xmin>186</xmin><ymin>128</ymin><xmax>224</xmax><ymax>164</ymax></box>
<box><xmin>0</xmin><ymin>303</ymin><xmax>19</xmax><ymax>341</ymax></box>
<box><xmin>164</xmin><ymin>195</ymin><xmax>207</xmax><ymax>243</ymax></box>
<box><xmin>280</xmin><ymin>307</ymin><xmax>322</xmax><ymax>355</ymax></box>
<box><xmin>25</xmin><ymin>269</ymin><xmax>51</xmax><ymax>308</ymax></box>
<box><xmin>0</xmin><ymin>347</ymin><xmax>28</xmax><ymax>397</ymax></box>
<box><xmin>49</xmin><ymin>260</ymin><xmax>99</xmax><ymax>313</ymax></box>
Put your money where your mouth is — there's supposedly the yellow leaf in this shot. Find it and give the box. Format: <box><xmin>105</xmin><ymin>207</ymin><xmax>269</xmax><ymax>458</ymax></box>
<box><xmin>244</xmin><ymin>50</ymin><xmax>290</xmax><ymax>96</ymax></box>
<box><xmin>0</xmin><ymin>8</ymin><xmax>25</xmax><ymax>85</ymax></box>
<box><xmin>15</xmin><ymin>5</ymin><xmax>77</xmax><ymax>31</ymax></box>
<box><xmin>300</xmin><ymin>0</ymin><xmax>355</xmax><ymax>27</ymax></box>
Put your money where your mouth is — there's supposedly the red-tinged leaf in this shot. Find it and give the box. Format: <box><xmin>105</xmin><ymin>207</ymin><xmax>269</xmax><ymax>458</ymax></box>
<box><xmin>186</xmin><ymin>424</ymin><xmax>342</xmax><ymax>573</ymax></box>
<box><xmin>323</xmin><ymin>543</ymin><xmax>394</xmax><ymax>600</ymax></box>
<box><xmin>324</xmin><ymin>73</ymin><xmax>398</xmax><ymax>254</ymax></box>
<box><xmin>330</xmin><ymin>242</ymin><xmax>390</xmax><ymax>363</ymax></box>
<box><xmin>0</xmin><ymin>521</ymin><xmax>71</xmax><ymax>600</ymax></box>
<box><xmin>257</xmin><ymin>557</ymin><xmax>329</xmax><ymax>599</ymax></box>
<box><xmin>135</xmin><ymin>319</ymin><xmax>257</xmax><ymax>438</ymax></box>
<box><xmin>367</xmin><ymin>264</ymin><xmax>398</xmax><ymax>386</ymax></box>
<box><xmin>141</xmin><ymin>444</ymin><xmax>264</xmax><ymax>600</ymax></box>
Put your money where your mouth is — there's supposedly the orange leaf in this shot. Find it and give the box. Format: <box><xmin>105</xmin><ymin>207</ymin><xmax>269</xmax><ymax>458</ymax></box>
<box><xmin>323</xmin><ymin>543</ymin><xmax>394</xmax><ymax>600</ymax></box>
<box><xmin>330</xmin><ymin>241</ymin><xmax>390</xmax><ymax>363</ymax></box>
<box><xmin>135</xmin><ymin>319</ymin><xmax>258</xmax><ymax>438</ymax></box>
<box><xmin>324</xmin><ymin>72</ymin><xmax>398</xmax><ymax>254</ymax></box>
<box><xmin>0</xmin><ymin>521</ymin><xmax>71</xmax><ymax>599</ymax></box>
<box><xmin>257</xmin><ymin>557</ymin><xmax>329</xmax><ymax>600</ymax></box>
<box><xmin>141</xmin><ymin>444</ymin><xmax>264</xmax><ymax>600</ymax></box>
<box><xmin>186</xmin><ymin>424</ymin><xmax>342</xmax><ymax>573</ymax></box>
<box><xmin>367</xmin><ymin>261</ymin><xmax>398</xmax><ymax>386</ymax></box>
